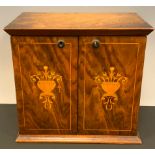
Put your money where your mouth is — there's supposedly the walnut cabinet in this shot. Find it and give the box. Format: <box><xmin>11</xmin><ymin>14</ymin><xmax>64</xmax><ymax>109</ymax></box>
<box><xmin>4</xmin><ymin>13</ymin><xmax>153</xmax><ymax>144</ymax></box>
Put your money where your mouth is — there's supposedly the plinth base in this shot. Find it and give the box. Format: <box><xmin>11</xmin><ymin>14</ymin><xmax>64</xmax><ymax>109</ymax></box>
<box><xmin>16</xmin><ymin>134</ymin><xmax>142</xmax><ymax>144</ymax></box>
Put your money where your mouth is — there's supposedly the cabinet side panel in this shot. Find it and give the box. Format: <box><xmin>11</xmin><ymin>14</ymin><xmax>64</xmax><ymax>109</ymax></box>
<box><xmin>78</xmin><ymin>36</ymin><xmax>146</xmax><ymax>135</ymax></box>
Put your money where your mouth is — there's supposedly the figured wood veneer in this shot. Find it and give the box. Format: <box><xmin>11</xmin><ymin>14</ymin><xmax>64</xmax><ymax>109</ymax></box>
<box><xmin>78</xmin><ymin>36</ymin><xmax>146</xmax><ymax>136</ymax></box>
<box><xmin>4</xmin><ymin>13</ymin><xmax>154</xmax><ymax>143</ymax></box>
<box><xmin>4</xmin><ymin>13</ymin><xmax>153</xmax><ymax>36</ymax></box>
<box><xmin>11</xmin><ymin>36</ymin><xmax>78</xmax><ymax>135</ymax></box>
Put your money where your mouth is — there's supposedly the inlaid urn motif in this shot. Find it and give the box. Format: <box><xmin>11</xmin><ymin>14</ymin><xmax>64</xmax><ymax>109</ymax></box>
<box><xmin>30</xmin><ymin>66</ymin><xmax>62</xmax><ymax>110</ymax></box>
<box><xmin>95</xmin><ymin>67</ymin><xmax>128</xmax><ymax>111</ymax></box>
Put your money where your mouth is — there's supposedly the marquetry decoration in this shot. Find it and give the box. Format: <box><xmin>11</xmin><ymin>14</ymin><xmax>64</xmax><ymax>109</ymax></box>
<box><xmin>95</xmin><ymin>67</ymin><xmax>128</xmax><ymax>111</ymax></box>
<box><xmin>30</xmin><ymin>66</ymin><xmax>62</xmax><ymax>110</ymax></box>
<box><xmin>5</xmin><ymin>12</ymin><xmax>152</xmax><ymax>143</ymax></box>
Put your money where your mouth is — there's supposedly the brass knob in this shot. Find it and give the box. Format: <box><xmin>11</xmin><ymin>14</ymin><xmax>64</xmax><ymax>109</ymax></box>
<box><xmin>57</xmin><ymin>40</ymin><xmax>65</xmax><ymax>48</ymax></box>
<box><xmin>92</xmin><ymin>39</ymin><xmax>100</xmax><ymax>48</ymax></box>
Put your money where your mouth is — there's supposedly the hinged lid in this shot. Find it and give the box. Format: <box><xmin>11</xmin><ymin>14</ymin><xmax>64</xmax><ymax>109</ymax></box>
<box><xmin>4</xmin><ymin>12</ymin><xmax>154</xmax><ymax>36</ymax></box>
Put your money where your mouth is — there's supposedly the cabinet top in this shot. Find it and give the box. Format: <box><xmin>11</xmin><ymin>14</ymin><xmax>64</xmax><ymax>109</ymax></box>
<box><xmin>4</xmin><ymin>12</ymin><xmax>153</xmax><ymax>36</ymax></box>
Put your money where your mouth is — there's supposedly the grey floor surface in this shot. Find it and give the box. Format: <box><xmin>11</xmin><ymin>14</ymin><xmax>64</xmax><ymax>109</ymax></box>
<box><xmin>0</xmin><ymin>104</ymin><xmax>155</xmax><ymax>149</ymax></box>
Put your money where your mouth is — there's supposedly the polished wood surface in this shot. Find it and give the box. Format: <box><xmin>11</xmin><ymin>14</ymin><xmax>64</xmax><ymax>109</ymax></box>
<box><xmin>4</xmin><ymin>13</ymin><xmax>153</xmax><ymax>36</ymax></box>
<box><xmin>5</xmin><ymin>13</ymin><xmax>153</xmax><ymax>143</ymax></box>
<box><xmin>16</xmin><ymin>134</ymin><xmax>141</xmax><ymax>144</ymax></box>
<box><xmin>78</xmin><ymin>36</ymin><xmax>146</xmax><ymax>135</ymax></box>
<box><xmin>11</xmin><ymin>36</ymin><xmax>78</xmax><ymax>135</ymax></box>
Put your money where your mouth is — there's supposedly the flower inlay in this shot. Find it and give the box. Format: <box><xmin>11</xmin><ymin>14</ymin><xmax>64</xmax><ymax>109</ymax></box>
<box><xmin>30</xmin><ymin>66</ymin><xmax>62</xmax><ymax>110</ymax></box>
<box><xmin>95</xmin><ymin>67</ymin><xmax>128</xmax><ymax>111</ymax></box>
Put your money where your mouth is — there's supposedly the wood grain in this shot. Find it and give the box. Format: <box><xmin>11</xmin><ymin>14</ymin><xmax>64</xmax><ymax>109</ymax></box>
<box><xmin>11</xmin><ymin>36</ymin><xmax>78</xmax><ymax>135</ymax></box>
<box><xmin>16</xmin><ymin>134</ymin><xmax>142</xmax><ymax>144</ymax></box>
<box><xmin>4</xmin><ymin>13</ymin><xmax>153</xmax><ymax>36</ymax></box>
<box><xmin>6</xmin><ymin>13</ymin><xmax>153</xmax><ymax>143</ymax></box>
<box><xmin>78</xmin><ymin>36</ymin><xmax>146</xmax><ymax>136</ymax></box>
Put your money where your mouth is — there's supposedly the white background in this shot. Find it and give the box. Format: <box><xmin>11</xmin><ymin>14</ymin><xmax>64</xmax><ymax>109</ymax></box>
<box><xmin>0</xmin><ymin>6</ymin><xmax>155</xmax><ymax>106</ymax></box>
<box><xmin>1</xmin><ymin>0</ymin><xmax>155</xmax><ymax>6</ymax></box>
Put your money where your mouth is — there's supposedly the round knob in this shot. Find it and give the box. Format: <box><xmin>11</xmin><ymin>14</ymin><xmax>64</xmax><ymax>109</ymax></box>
<box><xmin>92</xmin><ymin>39</ymin><xmax>100</xmax><ymax>48</ymax></box>
<box><xmin>57</xmin><ymin>40</ymin><xmax>65</xmax><ymax>48</ymax></box>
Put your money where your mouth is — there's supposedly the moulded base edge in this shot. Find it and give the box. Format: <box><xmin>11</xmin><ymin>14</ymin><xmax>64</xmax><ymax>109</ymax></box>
<box><xmin>16</xmin><ymin>134</ymin><xmax>142</xmax><ymax>144</ymax></box>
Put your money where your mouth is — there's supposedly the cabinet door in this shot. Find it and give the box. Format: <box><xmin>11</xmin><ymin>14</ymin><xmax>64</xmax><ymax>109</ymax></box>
<box><xmin>12</xmin><ymin>36</ymin><xmax>77</xmax><ymax>134</ymax></box>
<box><xmin>78</xmin><ymin>36</ymin><xmax>146</xmax><ymax>135</ymax></box>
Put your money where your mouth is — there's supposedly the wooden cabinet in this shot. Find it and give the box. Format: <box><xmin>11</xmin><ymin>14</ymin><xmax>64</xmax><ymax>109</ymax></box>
<box><xmin>4</xmin><ymin>13</ymin><xmax>153</xmax><ymax>144</ymax></box>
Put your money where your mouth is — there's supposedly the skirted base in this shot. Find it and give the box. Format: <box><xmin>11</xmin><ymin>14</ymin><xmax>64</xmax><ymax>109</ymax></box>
<box><xmin>16</xmin><ymin>134</ymin><xmax>142</xmax><ymax>144</ymax></box>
